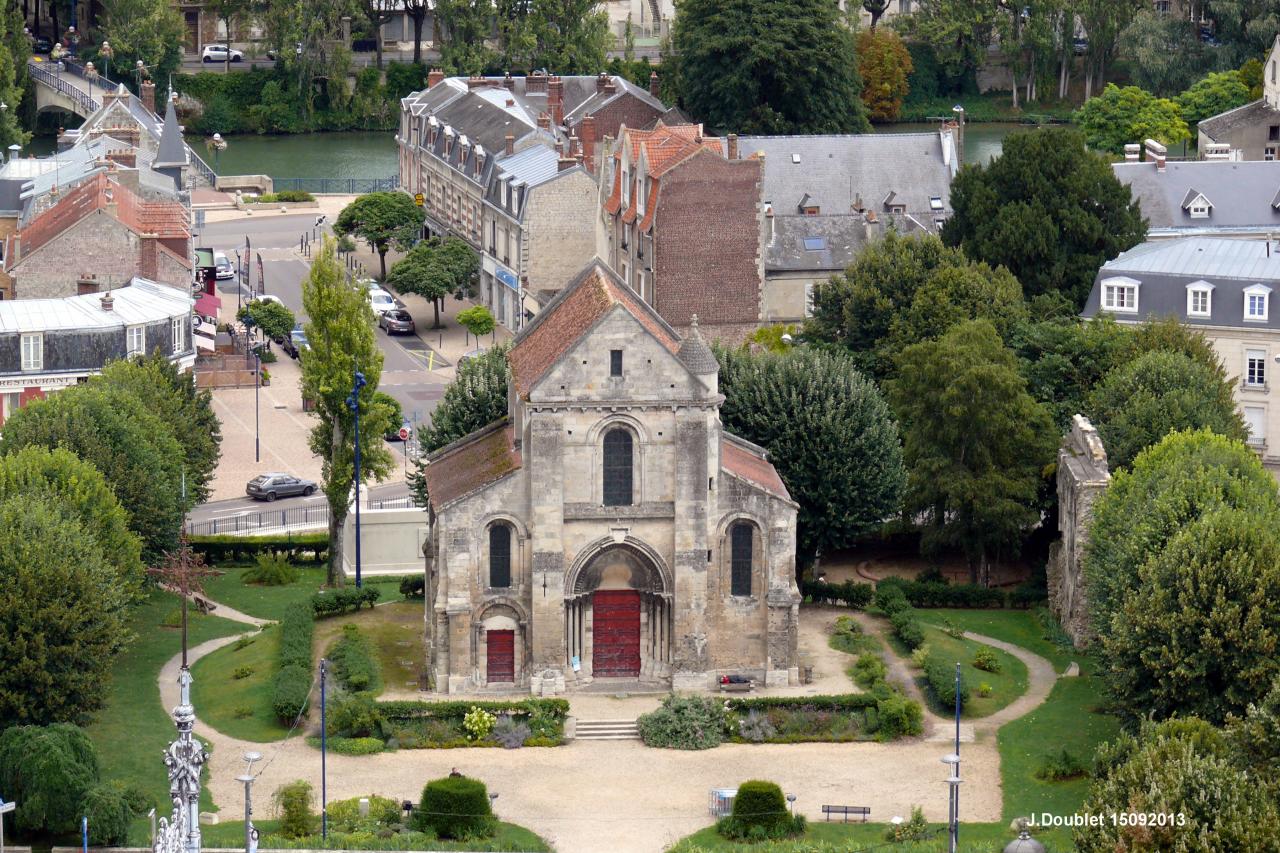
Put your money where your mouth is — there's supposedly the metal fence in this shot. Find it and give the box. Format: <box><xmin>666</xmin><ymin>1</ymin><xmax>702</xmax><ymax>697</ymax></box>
<box><xmin>29</xmin><ymin>61</ymin><xmax>99</xmax><ymax>114</ymax></box>
<box><xmin>369</xmin><ymin>495</ymin><xmax>418</xmax><ymax>510</ymax></box>
<box><xmin>274</xmin><ymin>176</ymin><xmax>399</xmax><ymax>195</ymax></box>
<box><xmin>187</xmin><ymin>504</ymin><xmax>329</xmax><ymax>536</ymax></box>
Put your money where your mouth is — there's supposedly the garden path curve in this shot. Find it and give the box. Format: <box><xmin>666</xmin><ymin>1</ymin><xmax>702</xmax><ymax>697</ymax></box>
<box><xmin>953</xmin><ymin>630</ymin><xmax>1058</xmax><ymax>733</ymax></box>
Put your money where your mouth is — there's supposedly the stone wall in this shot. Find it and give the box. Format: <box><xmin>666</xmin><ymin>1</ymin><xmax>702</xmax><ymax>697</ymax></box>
<box><xmin>1047</xmin><ymin>414</ymin><xmax>1111</xmax><ymax>647</ymax></box>
<box><xmin>525</xmin><ymin>169</ymin><xmax>600</xmax><ymax>299</ymax></box>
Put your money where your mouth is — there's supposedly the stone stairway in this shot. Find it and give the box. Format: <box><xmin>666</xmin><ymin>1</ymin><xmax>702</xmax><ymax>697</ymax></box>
<box><xmin>573</xmin><ymin>718</ymin><xmax>640</xmax><ymax>741</ymax></box>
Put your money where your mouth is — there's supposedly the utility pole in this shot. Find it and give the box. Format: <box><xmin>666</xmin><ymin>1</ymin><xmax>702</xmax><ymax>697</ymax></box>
<box><xmin>347</xmin><ymin>371</ymin><xmax>367</xmax><ymax>587</ymax></box>
<box><xmin>319</xmin><ymin>659</ymin><xmax>328</xmax><ymax>839</ymax></box>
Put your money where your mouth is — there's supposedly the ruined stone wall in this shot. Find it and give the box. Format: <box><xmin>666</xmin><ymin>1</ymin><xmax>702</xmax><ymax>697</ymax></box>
<box><xmin>1047</xmin><ymin>414</ymin><xmax>1111</xmax><ymax>647</ymax></box>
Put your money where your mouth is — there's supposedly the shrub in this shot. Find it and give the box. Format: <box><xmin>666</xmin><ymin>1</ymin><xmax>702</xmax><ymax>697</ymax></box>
<box><xmin>233</xmin><ymin>666</ymin><xmax>255</xmax><ymax>680</ymax></box>
<box><xmin>721</xmin><ymin>780</ymin><xmax>801</xmax><ymax>840</ymax></box>
<box><xmin>799</xmin><ymin>578</ymin><xmax>873</xmax><ymax>608</ymax></box>
<box><xmin>234</xmin><ymin>705</ymin><xmax>253</xmax><ymax>719</ymax></box>
<box><xmin>891</xmin><ymin>609</ymin><xmax>925</xmax><ymax>650</ymax></box>
<box><xmin>325</xmin><ymin>736</ymin><xmax>384</xmax><ymax>756</ymax></box>
<box><xmin>273</xmin><ymin>780</ymin><xmax>315</xmax><ymax>838</ymax></box>
<box><xmin>233</xmin><ymin>635</ymin><xmax>256</xmax><ymax>651</ymax></box>
<box><xmin>0</xmin><ymin>724</ymin><xmax>100</xmax><ymax>835</ymax></box>
<box><xmin>327</xmin><ymin>691</ymin><xmax>382</xmax><ymax>738</ymax></box>
<box><xmin>910</xmin><ymin>644</ymin><xmax>931</xmax><ymax>669</ymax></box>
<box><xmin>400</xmin><ymin>576</ymin><xmax>425</xmax><ymax>599</ymax></box>
<box><xmin>875</xmin><ymin>693</ymin><xmax>924</xmax><ymax>739</ymax></box>
<box><xmin>277</xmin><ymin>190</ymin><xmax>315</xmax><ymax>202</ymax></box>
<box><xmin>737</xmin><ymin>709</ymin><xmax>777</xmax><ymax>743</ymax></box>
<box><xmin>492</xmin><ymin>716</ymin><xmax>531</xmax><ymax>748</ymax></box>
<box><xmin>326</xmin><ymin>795</ymin><xmax>401</xmax><ymax>832</ymax></box>
<box><xmin>109</xmin><ymin>780</ymin><xmax>152</xmax><ymax>818</ymax></box>
<box><xmin>311</xmin><ymin>586</ymin><xmax>381</xmax><ymax>617</ymax></box>
<box><xmin>272</xmin><ymin>665</ymin><xmax>312</xmax><ymax>722</ymax></box>
<box><xmin>328</xmin><ymin>624</ymin><xmax>382</xmax><ymax>693</ymax></box>
<box><xmin>188</xmin><ymin>532</ymin><xmax>327</xmax><ymax>562</ymax></box>
<box><xmin>972</xmin><ymin>647</ymin><xmax>1001</xmax><ymax>673</ymax></box>
<box><xmin>942</xmin><ymin>619</ymin><xmax>965</xmax><ymax>639</ymax></box>
<box><xmin>977</xmin><ymin>682</ymin><xmax>993</xmax><ymax>698</ymax></box>
<box><xmin>925</xmin><ymin>654</ymin><xmax>969</xmax><ymax>711</ymax></box>
<box><xmin>271</xmin><ymin>602</ymin><xmax>315</xmax><ymax>721</ymax></box>
<box><xmin>874</xmin><ymin>583</ymin><xmax>910</xmax><ymax>615</ymax></box>
<box><xmin>244</xmin><ymin>552</ymin><xmax>300</xmax><ymax>586</ymax></box>
<box><xmin>1036</xmin><ymin>748</ymin><xmax>1087</xmax><ymax>781</ymax></box>
<box><xmin>162</xmin><ymin>608</ymin><xmax>183</xmax><ymax>628</ymax></box>
<box><xmin>412</xmin><ymin>776</ymin><xmax>495</xmax><ymax>840</ymax></box>
<box><xmin>883</xmin><ymin>805</ymin><xmax>929</xmax><ymax>841</ymax></box>
<box><xmin>852</xmin><ymin>653</ymin><xmax>887</xmax><ymax>688</ymax></box>
<box><xmin>637</xmin><ymin>694</ymin><xmax>725</xmax><ymax>749</ymax></box>
<box><xmin>463</xmin><ymin>706</ymin><xmax>496</xmax><ymax>741</ymax></box>
<box><xmin>80</xmin><ymin>783</ymin><xmax>132</xmax><ymax>845</ymax></box>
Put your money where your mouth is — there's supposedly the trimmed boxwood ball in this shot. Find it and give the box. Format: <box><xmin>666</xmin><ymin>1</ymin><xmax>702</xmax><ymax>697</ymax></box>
<box><xmin>81</xmin><ymin>783</ymin><xmax>132</xmax><ymax>846</ymax></box>
<box><xmin>412</xmin><ymin>776</ymin><xmax>495</xmax><ymax>840</ymax></box>
<box><xmin>731</xmin><ymin>780</ymin><xmax>790</xmax><ymax>834</ymax></box>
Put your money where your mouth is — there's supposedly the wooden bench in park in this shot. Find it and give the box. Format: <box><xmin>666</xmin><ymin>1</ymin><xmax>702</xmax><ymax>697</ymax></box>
<box><xmin>821</xmin><ymin>805</ymin><xmax>870</xmax><ymax>823</ymax></box>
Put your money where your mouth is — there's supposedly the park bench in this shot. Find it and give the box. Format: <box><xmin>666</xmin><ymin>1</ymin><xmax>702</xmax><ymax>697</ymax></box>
<box><xmin>718</xmin><ymin>675</ymin><xmax>754</xmax><ymax>693</ymax></box>
<box><xmin>821</xmin><ymin>805</ymin><xmax>870</xmax><ymax>823</ymax></box>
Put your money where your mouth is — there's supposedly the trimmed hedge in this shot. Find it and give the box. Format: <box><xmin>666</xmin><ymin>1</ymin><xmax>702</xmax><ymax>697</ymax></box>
<box><xmin>304</xmin><ymin>735</ymin><xmax>383</xmax><ymax>755</ymax></box>
<box><xmin>925</xmin><ymin>654</ymin><xmax>969</xmax><ymax>712</ymax></box>
<box><xmin>378</xmin><ymin>698</ymin><xmax>569</xmax><ymax>721</ymax></box>
<box><xmin>311</xmin><ymin>586</ymin><xmax>380</xmax><ymax>617</ymax></box>
<box><xmin>890</xmin><ymin>609</ymin><xmax>925</xmax><ymax>650</ymax></box>
<box><xmin>725</xmin><ymin>693</ymin><xmax>877</xmax><ymax>713</ymax></box>
<box><xmin>724</xmin><ymin>692</ymin><xmax>922</xmax><ymax>743</ymax></box>
<box><xmin>327</xmin><ymin>624</ymin><xmax>382</xmax><ymax>693</ymax></box>
<box><xmin>271</xmin><ymin>602</ymin><xmax>315</xmax><ymax>721</ymax></box>
<box><xmin>189</xmin><ymin>532</ymin><xmax>327</xmax><ymax>563</ymax></box>
<box><xmin>399</xmin><ymin>576</ymin><xmax>425</xmax><ymax>599</ymax></box>
<box><xmin>412</xmin><ymin>776</ymin><xmax>495</xmax><ymax>840</ymax></box>
<box><xmin>799</xmin><ymin>579</ymin><xmax>873</xmax><ymax>608</ymax></box>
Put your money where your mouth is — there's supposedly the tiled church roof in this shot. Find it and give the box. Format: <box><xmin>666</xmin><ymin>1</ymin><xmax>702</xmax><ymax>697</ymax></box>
<box><xmin>420</xmin><ymin>421</ymin><xmax>522</xmax><ymax>511</ymax></box>
<box><xmin>721</xmin><ymin>434</ymin><xmax>791</xmax><ymax>501</ymax></box>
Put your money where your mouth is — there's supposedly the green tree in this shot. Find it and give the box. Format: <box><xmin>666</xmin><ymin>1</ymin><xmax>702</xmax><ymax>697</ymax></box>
<box><xmin>1119</xmin><ymin>9</ymin><xmax>1209</xmax><ymax>96</ymax></box>
<box><xmin>862</xmin><ymin>0</ymin><xmax>889</xmax><ymax>32</ymax></box>
<box><xmin>93</xmin><ymin>352</ymin><xmax>223</xmax><ymax>506</ymax></box>
<box><xmin>237</xmin><ymin>298</ymin><xmax>297</xmax><ymax>343</ymax></box>
<box><xmin>334</xmin><ymin>192</ymin><xmax>426</xmax><ymax>280</ymax></box>
<box><xmin>0</xmin><ymin>0</ymin><xmax>30</xmax><ymax>151</ymax></box>
<box><xmin>1084</xmin><ymin>430</ymin><xmax>1280</xmax><ymax>641</ymax></box>
<box><xmin>99</xmin><ymin>0</ymin><xmax>186</xmax><ymax>100</ymax></box>
<box><xmin>1077</xmin><ymin>0</ymin><xmax>1144</xmax><ymax>99</ymax></box>
<box><xmin>0</xmin><ymin>497</ymin><xmax>130</xmax><ymax>728</ymax></box>
<box><xmin>457</xmin><ymin>305</ymin><xmax>496</xmax><ymax>342</ymax></box>
<box><xmin>1206</xmin><ymin>0</ymin><xmax>1280</xmax><ymax>67</ymax></box>
<box><xmin>717</xmin><ymin>346</ymin><xmax>906</xmax><ymax>563</ymax></box>
<box><xmin>1104</xmin><ymin>508</ymin><xmax>1280</xmax><ymax>724</ymax></box>
<box><xmin>0</xmin><ymin>386</ymin><xmax>185</xmax><ymax>561</ymax></box>
<box><xmin>387</xmin><ymin>242</ymin><xmax>454</xmax><ymax>328</ymax></box>
<box><xmin>941</xmin><ymin>127</ymin><xmax>1147</xmax><ymax>309</ymax></box>
<box><xmin>434</xmin><ymin>0</ymin><xmax>499</xmax><ymax>74</ymax></box>
<box><xmin>300</xmin><ymin>239</ymin><xmax>396</xmax><ymax>586</ymax></box>
<box><xmin>1228</xmin><ymin>673</ymin><xmax>1280</xmax><ymax>778</ymax></box>
<box><xmin>668</xmin><ymin>0</ymin><xmax>870</xmax><ymax>134</ymax></box>
<box><xmin>855</xmin><ymin>29</ymin><xmax>912</xmax><ymax>122</ymax></box>
<box><xmin>1177</xmin><ymin>70</ymin><xmax>1253</xmax><ymax>127</ymax></box>
<box><xmin>1010</xmin><ymin>315</ymin><xmax>1136</xmax><ymax>433</ymax></box>
<box><xmin>888</xmin><ymin>320</ymin><xmax>1056</xmax><ymax>585</ymax></box>
<box><xmin>806</xmin><ymin>232</ymin><xmax>1026</xmax><ymax>381</ymax></box>
<box><xmin>528</xmin><ymin>0</ymin><xmax>609</xmax><ymax>73</ymax></box>
<box><xmin>1087</xmin><ymin>350</ymin><xmax>1246</xmax><ymax>470</ymax></box>
<box><xmin>902</xmin><ymin>0</ymin><xmax>999</xmax><ymax>88</ymax></box>
<box><xmin>1078</xmin><ymin>719</ymin><xmax>1280</xmax><ymax>852</ymax></box>
<box><xmin>1241</xmin><ymin>57</ymin><xmax>1265</xmax><ymax>99</ymax></box>
<box><xmin>0</xmin><ymin>724</ymin><xmax>100</xmax><ymax>835</ymax></box>
<box><xmin>1074</xmin><ymin>83</ymin><xmax>1191</xmax><ymax>154</ymax></box>
<box><xmin>0</xmin><ymin>446</ymin><xmax>143</xmax><ymax>595</ymax></box>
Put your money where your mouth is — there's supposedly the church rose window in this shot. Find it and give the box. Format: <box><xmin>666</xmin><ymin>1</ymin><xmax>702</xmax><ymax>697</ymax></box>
<box><xmin>603</xmin><ymin>428</ymin><xmax>633</xmax><ymax>506</ymax></box>
<box><xmin>489</xmin><ymin>524</ymin><xmax>512</xmax><ymax>588</ymax></box>
<box><xmin>731</xmin><ymin>523</ymin><xmax>753</xmax><ymax>597</ymax></box>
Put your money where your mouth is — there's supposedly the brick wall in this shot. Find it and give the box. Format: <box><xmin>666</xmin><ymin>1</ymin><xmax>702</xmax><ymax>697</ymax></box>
<box><xmin>14</xmin><ymin>214</ymin><xmax>140</xmax><ymax>299</ymax></box>
<box><xmin>0</xmin><ymin>217</ymin><xmax>17</xmax><ymax>299</ymax></box>
<box><xmin>571</xmin><ymin>93</ymin><xmax>665</xmax><ymax>142</ymax></box>
<box><xmin>652</xmin><ymin>152</ymin><xmax>763</xmax><ymax>327</ymax></box>
<box><xmin>525</xmin><ymin>170</ymin><xmax>600</xmax><ymax>299</ymax></box>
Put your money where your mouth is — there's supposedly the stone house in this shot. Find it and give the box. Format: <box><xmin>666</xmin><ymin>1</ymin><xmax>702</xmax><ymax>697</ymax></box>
<box><xmin>1082</xmin><ymin>236</ymin><xmax>1280</xmax><ymax>466</ymax></box>
<box><xmin>0</xmin><ymin>278</ymin><xmax>195</xmax><ymax>425</ymax></box>
<box><xmin>601</xmin><ymin>122</ymin><xmax>764</xmax><ymax>342</ymax></box>
<box><xmin>1198</xmin><ymin>35</ymin><xmax>1280</xmax><ymax>161</ymax></box>
<box><xmin>419</xmin><ymin>261</ymin><xmax>800</xmax><ymax>695</ymax></box>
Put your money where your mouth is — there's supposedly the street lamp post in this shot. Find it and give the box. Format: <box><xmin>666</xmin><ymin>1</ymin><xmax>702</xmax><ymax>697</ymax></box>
<box><xmin>319</xmin><ymin>659</ymin><xmax>329</xmax><ymax>839</ymax></box>
<box><xmin>243</xmin><ymin>316</ymin><xmax>261</xmax><ymax>462</ymax></box>
<box><xmin>84</xmin><ymin>61</ymin><xmax>96</xmax><ymax>100</ymax></box>
<box><xmin>209</xmin><ymin>132</ymin><xmax>227</xmax><ymax>169</ymax></box>
<box><xmin>101</xmin><ymin>41</ymin><xmax>112</xmax><ymax>81</ymax></box>
<box><xmin>237</xmin><ymin>751</ymin><xmax>261</xmax><ymax>853</ymax></box>
<box><xmin>346</xmin><ymin>371</ymin><xmax>367</xmax><ymax>588</ymax></box>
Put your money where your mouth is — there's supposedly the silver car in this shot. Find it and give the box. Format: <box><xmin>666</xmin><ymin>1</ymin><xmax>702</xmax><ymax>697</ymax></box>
<box><xmin>246</xmin><ymin>473</ymin><xmax>317</xmax><ymax>501</ymax></box>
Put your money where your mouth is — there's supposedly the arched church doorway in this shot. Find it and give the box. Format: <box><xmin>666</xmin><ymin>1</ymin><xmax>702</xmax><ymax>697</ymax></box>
<box><xmin>566</xmin><ymin>542</ymin><xmax>671</xmax><ymax>680</ymax></box>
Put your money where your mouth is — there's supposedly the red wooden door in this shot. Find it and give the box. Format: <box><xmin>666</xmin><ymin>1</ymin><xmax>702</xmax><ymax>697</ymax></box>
<box><xmin>592</xmin><ymin>590</ymin><xmax>641</xmax><ymax>677</ymax></box>
<box><xmin>486</xmin><ymin>630</ymin><xmax>515</xmax><ymax>683</ymax></box>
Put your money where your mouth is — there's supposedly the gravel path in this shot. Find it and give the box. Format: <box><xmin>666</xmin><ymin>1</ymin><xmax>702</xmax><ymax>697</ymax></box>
<box><xmin>956</xmin><ymin>631</ymin><xmax>1058</xmax><ymax>733</ymax></box>
<box><xmin>159</xmin><ymin>606</ymin><xmax>1009</xmax><ymax>853</ymax></box>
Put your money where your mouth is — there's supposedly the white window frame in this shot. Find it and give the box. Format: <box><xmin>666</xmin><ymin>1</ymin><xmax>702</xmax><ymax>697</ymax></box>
<box><xmin>1186</xmin><ymin>281</ymin><xmax>1214</xmax><ymax>317</ymax></box>
<box><xmin>1245</xmin><ymin>405</ymin><xmax>1267</xmax><ymax>446</ymax></box>
<box><xmin>1245</xmin><ymin>284</ymin><xmax>1272</xmax><ymax>322</ymax></box>
<box><xmin>127</xmin><ymin>324</ymin><xmax>145</xmax><ymax>357</ymax></box>
<box><xmin>1101</xmin><ymin>276</ymin><xmax>1140</xmax><ymax>314</ymax></box>
<box><xmin>1247</xmin><ymin>348</ymin><xmax>1268</xmax><ymax>388</ymax></box>
<box><xmin>1189</xmin><ymin>203</ymin><xmax>1210</xmax><ymax>219</ymax></box>
<box><xmin>20</xmin><ymin>333</ymin><xmax>42</xmax><ymax>371</ymax></box>
<box><xmin>171</xmin><ymin>317</ymin><xmax>185</xmax><ymax>353</ymax></box>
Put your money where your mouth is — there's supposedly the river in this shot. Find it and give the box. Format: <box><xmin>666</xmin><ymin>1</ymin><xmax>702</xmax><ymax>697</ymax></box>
<box><xmin>182</xmin><ymin>131</ymin><xmax>399</xmax><ymax>181</ymax></box>
<box><xmin>880</xmin><ymin>122</ymin><xmax>1027</xmax><ymax>165</ymax></box>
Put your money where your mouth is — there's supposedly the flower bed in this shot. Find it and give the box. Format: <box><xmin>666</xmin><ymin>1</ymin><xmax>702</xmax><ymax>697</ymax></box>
<box><xmin>316</xmin><ymin>698</ymin><xmax>570</xmax><ymax>752</ymax></box>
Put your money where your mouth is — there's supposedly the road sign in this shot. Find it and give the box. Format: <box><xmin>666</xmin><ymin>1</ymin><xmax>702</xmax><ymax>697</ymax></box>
<box><xmin>0</xmin><ymin>800</ymin><xmax>15</xmax><ymax>814</ymax></box>
<box><xmin>398</xmin><ymin>425</ymin><xmax>411</xmax><ymax>441</ymax></box>
<box><xmin>414</xmin><ymin>193</ymin><xmax>424</xmax><ymax>207</ymax></box>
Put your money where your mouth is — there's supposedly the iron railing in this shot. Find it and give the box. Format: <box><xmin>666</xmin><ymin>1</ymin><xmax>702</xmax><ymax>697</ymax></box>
<box><xmin>186</xmin><ymin>504</ymin><xmax>329</xmax><ymax>536</ymax></box>
<box><xmin>28</xmin><ymin>61</ymin><xmax>99</xmax><ymax>114</ymax></box>
<box><xmin>274</xmin><ymin>176</ymin><xmax>399</xmax><ymax>194</ymax></box>
<box><xmin>369</xmin><ymin>495</ymin><xmax>419</xmax><ymax>510</ymax></box>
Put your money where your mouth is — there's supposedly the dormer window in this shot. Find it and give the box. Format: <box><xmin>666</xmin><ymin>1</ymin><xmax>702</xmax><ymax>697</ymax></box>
<box><xmin>929</xmin><ymin>196</ymin><xmax>944</xmax><ymax>211</ymax></box>
<box><xmin>1245</xmin><ymin>283</ymin><xmax>1271</xmax><ymax>321</ymax></box>
<box><xmin>1101</xmin><ymin>276</ymin><xmax>1140</xmax><ymax>313</ymax></box>
<box><xmin>622</xmin><ymin>169</ymin><xmax>630</xmax><ymax>204</ymax></box>
<box><xmin>1182</xmin><ymin>190</ymin><xmax>1212</xmax><ymax>219</ymax></box>
<box><xmin>1186</xmin><ymin>281</ymin><xmax>1214</xmax><ymax>317</ymax></box>
<box><xmin>798</xmin><ymin>193</ymin><xmax>819</xmax><ymax>215</ymax></box>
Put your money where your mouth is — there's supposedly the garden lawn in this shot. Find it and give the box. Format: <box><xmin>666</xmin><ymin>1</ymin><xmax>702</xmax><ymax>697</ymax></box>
<box><xmin>85</xmin><ymin>589</ymin><xmax>245</xmax><ymax>842</ymax></box>
<box><xmin>894</xmin><ymin>625</ymin><xmax>1027</xmax><ymax>719</ymax></box>
<box><xmin>669</xmin><ymin>820</ymin><xmax>1074</xmax><ymax>851</ymax></box>
<box><xmin>202</xmin><ymin>563</ymin><xmax>327</xmax><ymax>622</ymax></box>
<box><xmin>313</xmin><ymin>600</ymin><xmax>425</xmax><ymax>694</ymax></box>
<box><xmin>201</xmin><ymin>818</ymin><xmax>550</xmax><ymax>851</ymax></box>
<box><xmin>916</xmin><ymin>608</ymin><xmax>1075</xmax><ymax>673</ymax></box>
<box><xmin>191</xmin><ymin>624</ymin><xmax>292</xmax><ymax>741</ymax></box>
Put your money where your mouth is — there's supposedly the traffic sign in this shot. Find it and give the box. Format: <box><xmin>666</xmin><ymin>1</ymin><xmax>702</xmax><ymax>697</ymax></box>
<box><xmin>398</xmin><ymin>424</ymin><xmax>411</xmax><ymax>441</ymax></box>
<box><xmin>414</xmin><ymin>193</ymin><xmax>424</xmax><ymax>207</ymax></box>
<box><xmin>0</xmin><ymin>800</ymin><xmax>15</xmax><ymax>813</ymax></box>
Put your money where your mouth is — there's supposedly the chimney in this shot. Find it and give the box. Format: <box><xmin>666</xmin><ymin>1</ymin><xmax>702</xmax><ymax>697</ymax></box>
<box><xmin>427</xmin><ymin>68</ymin><xmax>445</xmax><ymax>88</ymax></box>
<box><xmin>1124</xmin><ymin>143</ymin><xmax>1141</xmax><ymax>162</ymax></box>
<box><xmin>569</xmin><ymin>136</ymin><xmax>581</xmax><ymax>160</ymax></box>
<box><xmin>765</xmin><ymin>204</ymin><xmax>774</xmax><ymax>245</ymax></box>
<box><xmin>77</xmin><ymin>274</ymin><xmax>98</xmax><ymax>295</ymax></box>
<box><xmin>139</xmin><ymin>236</ymin><xmax>159</xmax><ymax>280</ymax></box>
<box><xmin>140</xmin><ymin>80</ymin><xmax>156</xmax><ymax>116</ymax></box>
<box><xmin>99</xmin><ymin>290</ymin><xmax>114</xmax><ymax>311</ymax></box>
<box><xmin>537</xmin><ymin>112</ymin><xmax>551</xmax><ymax>131</ymax></box>
<box><xmin>649</xmin><ymin>71</ymin><xmax>659</xmax><ymax>98</ymax></box>
<box><xmin>580</xmin><ymin>115</ymin><xmax>597</xmax><ymax>171</ymax></box>
<box><xmin>558</xmin><ymin>155</ymin><xmax>577</xmax><ymax>172</ymax></box>
<box><xmin>505</xmin><ymin>133</ymin><xmax>515</xmax><ymax>157</ymax></box>
<box><xmin>727</xmin><ymin>133</ymin><xmax>738</xmax><ymax>160</ymax></box>
<box><xmin>1144</xmin><ymin>138</ymin><xmax>1167</xmax><ymax>172</ymax></box>
<box><xmin>604</xmin><ymin>79</ymin><xmax>616</xmax><ymax>96</ymax></box>
<box><xmin>527</xmin><ymin>71</ymin><xmax>547</xmax><ymax>94</ymax></box>
<box><xmin>548</xmin><ymin>76</ymin><xmax>564</xmax><ymax>126</ymax></box>
<box><xmin>597</xmin><ymin>72</ymin><xmax>609</xmax><ymax>94</ymax></box>
<box><xmin>467</xmin><ymin>75</ymin><xmax>485</xmax><ymax>90</ymax></box>
<box><xmin>503</xmin><ymin>72</ymin><xmax>514</xmax><ymax>91</ymax></box>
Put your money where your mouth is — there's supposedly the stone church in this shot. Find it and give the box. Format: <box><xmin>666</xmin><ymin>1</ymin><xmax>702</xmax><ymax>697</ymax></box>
<box><xmin>420</xmin><ymin>261</ymin><xmax>801</xmax><ymax>694</ymax></box>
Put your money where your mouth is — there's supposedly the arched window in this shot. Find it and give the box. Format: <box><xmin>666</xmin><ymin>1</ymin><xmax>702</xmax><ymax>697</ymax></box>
<box><xmin>602</xmin><ymin>428</ymin><xmax>634</xmax><ymax>506</ymax></box>
<box><xmin>489</xmin><ymin>524</ymin><xmax>511</xmax><ymax>588</ymax></box>
<box><xmin>730</xmin><ymin>523</ymin><xmax>753</xmax><ymax>597</ymax></box>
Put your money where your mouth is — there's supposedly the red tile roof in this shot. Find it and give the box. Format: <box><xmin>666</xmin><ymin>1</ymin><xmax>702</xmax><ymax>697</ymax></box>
<box><xmin>509</xmin><ymin>262</ymin><xmax>679</xmax><ymax>399</ymax></box>
<box><xmin>421</xmin><ymin>421</ymin><xmax>522</xmax><ymax>511</ymax></box>
<box><xmin>19</xmin><ymin>173</ymin><xmax>189</xmax><ymax>259</ymax></box>
<box><xmin>721</xmin><ymin>434</ymin><xmax>791</xmax><ymax>501</ymax></box>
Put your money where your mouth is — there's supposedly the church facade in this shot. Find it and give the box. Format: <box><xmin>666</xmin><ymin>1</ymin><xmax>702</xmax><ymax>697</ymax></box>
<box><xmin>420</xmin><ymin>262</ymin><xmax>801</xmax><ymax>694</ymax></box>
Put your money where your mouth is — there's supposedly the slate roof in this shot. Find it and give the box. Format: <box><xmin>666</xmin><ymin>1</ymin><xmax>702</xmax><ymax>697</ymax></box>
<box><xmin>0</xmin><ymin>277</ymin><xmax>191</xmax><ymax>333</ymax></box>
<box><xmin>734</xmin><ymin>132</ymin><xmax>957</xmax><ymax>230</ymax></box>
<box><xmin>766</xmin><ymin>214</ymin><xmax>870</xmax><ymax>273</ymax></box>
<box><xmin>153</xmin><ymin>98</ymin><xmax>188</xmax><ymax>169</ymax></box>
<box><xmin>676</xmin><ymin>316</ymin><xmax>717</xmax><ymax>374</ymax></box>
<box><xmin>1199</xmin><ymin>98</ymin><xmax>1280</xmax><ymax>142</ymax></box>
<box><xmin>721</xmin><ymin>433</ymin><xmax>791</xmax><ymax>501</ymax></box>
<box><xmin>508</xmin><ymin>261</ymin><xmax>680</xmax><ymax>399</ymax></box>
<box><xmin>1081</xmin><ymin>237</ymin><xmax>1280</xmax><ymax>331</ymax></box>
<box><xmin>419</xmin><ymin>420</ymin><xmax>522</xmax><ymax>511</ymax></box>
<box><xmin>1112</xmin><ymin>160</ymin><xmax>1280</xmax><ymax>234</ymax></box>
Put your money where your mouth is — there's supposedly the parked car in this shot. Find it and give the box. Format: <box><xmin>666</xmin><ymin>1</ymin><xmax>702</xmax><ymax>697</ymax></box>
<box><xmin>367</xmin><ymin>287</ymin><xmax>399</xmax><ymax>317</ymax></box>
<box><xmin>1072</xmin><ymin>38</ymin><xmax>1088</xmax><ymax>55</ymax></box>
<box><xmin>274</xmin><ymin>332</ymin><xmax>298</xmax><ymax>359</ymax></box>
<box><xmin>379</xmin><ymin>308</ymin><xmax>415</xmax><ymax>335</ymax></box>
<box><xmin>214</xmin><ymin>251</ymin><xmax>234</xmax><ymax>280</ymax></box>
<box><xmin>246</xmin><ymin>473</ymin><xmax>316</xmax><ymax>501</ymax></box>
<box><xmin>459</xmin><ymin>347</ymin><xmax>488</xmax><ymax>365</ymax></box>
<box><xmin>202</xmin><ymin>44</ymin><xmax>244</xmax><ymax>63</ymax></box>
<box><xmin>290</xmin><ymin>324</ymin><xmax>311</xmax><ymax>358</ymax></box>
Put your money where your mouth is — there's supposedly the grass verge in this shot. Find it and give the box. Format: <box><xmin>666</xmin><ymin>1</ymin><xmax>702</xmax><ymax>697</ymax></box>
<box><xmin>669</xmin><ymin>820</ymin><xmax>1074</xmax><ymax>851</ymax></box>
<box><xmin>201</xmin><ymin>818</ymin><xmax>550</xmax><ymax>851</ymax></box>
<box><xmin>916</xmin><ymin>608</ymin><xmax>1076</xmax><ymax>673</ymax></box>
<box><xmin>889</xmin><ymin>624</ymin><xmax>1027</xmax><ymax>719</ymax></box>
<box><xmin>313</xmin><ymin>600</ymin><xmax>424</xmax><ymax>695</ymax></box>
<box><xmin>191</xmin><ymin>624</ymin><xmax>293</xmax><ymax>741</ymax></box>
<box><xmin>202</xmin><ymin>564</ymin><xmax>327</xmax><ymax>622</ymax></box>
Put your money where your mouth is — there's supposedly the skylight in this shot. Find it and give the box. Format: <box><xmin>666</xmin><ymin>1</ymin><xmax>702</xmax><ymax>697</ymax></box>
<box><xmin>803</xmin><ymin>237</ymin><xmax>826</xmax><ymax>251</ymax></box>
<box><xmin>930</xmin><ymin>197</ymin><xmax>944</xmax><ymax>210</ymax></box>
